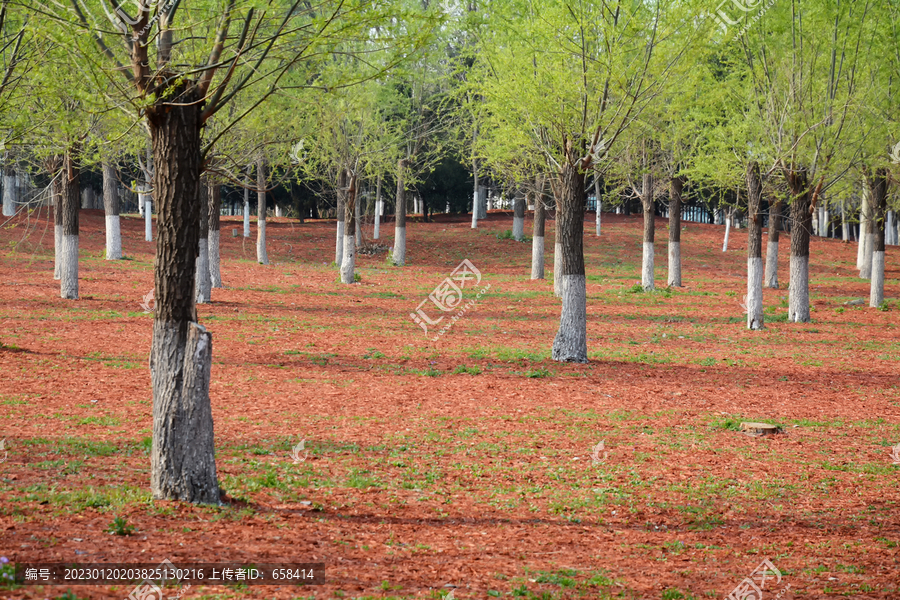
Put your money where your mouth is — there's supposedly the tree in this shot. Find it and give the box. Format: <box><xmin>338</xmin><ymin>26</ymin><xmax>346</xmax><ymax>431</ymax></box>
<box><xmin>102</xmin><ymin>158</ymin><xmax>123</xmax><ymax>260</ymax></box>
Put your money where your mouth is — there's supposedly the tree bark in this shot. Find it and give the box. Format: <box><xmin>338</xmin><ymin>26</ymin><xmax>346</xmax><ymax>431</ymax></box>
<box><xmin>531</xmin><ymin>175</ymin><xmax>545</xmax><ymax>280</ymax></box>
<box><xmin>869</xmin><ymin>169</ymin><xmax>888</xmax><ymax>307</ymax></box>
<box><xmin>746</xmin><ymin>162</ymin><xmax>764</xmax><ymax>330</ymax></box>
<box><xmin>256</xmin><ymin>156</ymin><xmax>269</xmax><ymax>265</ymax></box>
<box><xmin>765</xmin><ymin>200</ymin><xmax>781</xmax><ymax>288</ymax></box>
<box><xmin>860</xmin><ymin>174</ymin><xmax>875</xmax><ymax>279</ymax></box>
<box><xmin>52</xmin><ymin>160</ymin><xmax>62</xmax><ymax>280</ymax></box>
<box><xmin>208</xmin><ymin>182</ymin><xmax>222</xmax><ymax>287</ymax></box>
<box><xmin>196</xmin><ymin>182</ymin><xmax>211</xmax><ymax>303</ymax></box>
<box><xmin>551</xmin><ymin>161</ymin><xmax>587</xmax><ymax>363</ymax></box>
<box><xmin>841</xmin><ymin>199</ymin><xmax>849</xmax><ymax>242</ymax></box>
<box><xmin>471</xmin><ymin>157</ymin><xmax>479</xmax><ymax>229</ymax></box>
<box><xmin>857</xmin><ymin>182</ymin><xmax>870</xmax><ymax>270</ymax></box>
<box><xmin>786</xmin><ymin>170</ymin><xmax>812</xmax><ymax>323</ymax></box>
<box><xmin>594</xmin><ymin>171</ymin><xmax>602</xmax><ymax>237</ymax></box>
<box><xmin>335</xmin><ymin>169</ymin><xmax>346</xmax><ymax>264</ymax></box>
<box><xmin>60</xmin><ymin>151</ymin><xmax>80</xmax><ymax>299</ymax></box>
<box><xmin>667</xmin><ymin>176</ymin><xmax>683</xmax><ymax>287</ymax></box>
<box><xmin>341</xmin><ymin>171</ymin><xmax>357</xmax><ymax>284</ymax></box>
<box><xmin>355</xmin><ymin>184</ymin><xmax>362</xmax><ymax>246</ymax></box>
<box><xmin>242</xmin><ymin>170</ymin><xmax>250</xmax><ymax>238</ymax></box>
<box><xmin>147</xmin><ymin>83</ymin><xmax>219</xmax><ymax>504</ymax></box>
<box><xmin>393</xmin><ymin>159</ymin><xmax>407</xmax><ymax>265</ymax></box>
<box><xmin>512</xmin><ymin>190</ymin><xmax>525</xmax><ymax>241</ymax></box>
<box><xmin>141</xmin><ymin>183</ymin><xmax>152</xmax><ymax>242</ymax></box>
<box><xmin>641</xmin><ymin>173</ymin><xmax>655</xmax><ymax>290</ymax></box>
<box><xmin>103</xmin><ymin>160</ymin><xmax>123</xmax><ymax>260</ymax></box>
<box><xmin>1</xmin><ymin>165</ymin><xmax>14</xmax><ymax>217</ymax></box>
<box><xmin>374</xmin><ymin>175</ymin><xmax>382</xmax><ymax>239</ymax></box>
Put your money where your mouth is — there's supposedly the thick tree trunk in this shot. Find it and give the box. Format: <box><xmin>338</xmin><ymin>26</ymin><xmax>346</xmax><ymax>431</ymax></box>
<box><xmin>1</xmin><ymin>166</ymin><xmax>14</xmax><ymax>217</ymax></box>
<box><xmin>341</xmin><ymin>172</ymin><xmax>357</xmax><ymax>284</ymax></box>
<box><xmin>786</xmin><ymin>171</ymin><xmax>812</xmax><ymax>323</ymax></box>
<box><xmin>667</xmin><ymin>176</ymin><xmax>683</xmax><ymax>287</ymax></box>
<box><xmin>60</xmin><ymin>152</ymin><xmax>79</xmax><ymax>299</ymax></box>
<box><xmin>857</xmin><ymin>183</ymin><xmax>870</xmax><ymax>270</ymax></box>
<box><xmin>393</xmin><ymin>159</ymin><xmax>407</xmax><ymax>265</ymax></box>
<box><xmin>513</xmin><ymin>191</ymin><xmax>525</xmax><ymax>241</ymax></box>
<box><xmin>147</xmin><ymin>84</ymin><xmax>219</xmax><ymax>504</ymax></box>
<box><xmin>532</xmin><ymin>176</ymin><xmax>546</xmax><ymax>280</ymax></box>
<box><xmin>103</xmin><ymin>160</ymin><xmax>122</xmax><ymax>260</ymax></box>
<box><xmin>374</xmin><ymin>175</ymin><xmax>382</xmax><ymax>239</ymax></box>
<box><xmin>641</xmin><ymin>174</ymin><xmax>655</xmax><ymax>291</ymax></box>
<box><xmin>196</xmin><ymin>182</ymin><xmax>211</xmax><ymax>304</ymax></box>
<box><xmin>869</xmin><ymin>170</ymin><xmax>888</xmax><ymax>307</ymax></box>
<box><xmin>478</xmin><ymin>186</ymin><xmax>487</xmax><ymax>219</ymax></box>
<box><xmin>746</xmin><ymin>162</ymin><xmax>764</xmax><ymax>330</ymax></box>
<box><xmin>208</xmin><ymin>183</ymin><xmax>222</xmax><ymax>288</ymax></box>
<box><xmin>765</xmin><ymin>201</ymin><xmax>781</xmax><ymax>288</ymax></box>
<box><xmin>552</xmin><ymin>162</ymin><xmax>587</xmax><ymax>363</ymax></box>
<box><xmin>256</xmin><ymin>156</ymin><xmax>269</xmax><ymax>265</ymax></box>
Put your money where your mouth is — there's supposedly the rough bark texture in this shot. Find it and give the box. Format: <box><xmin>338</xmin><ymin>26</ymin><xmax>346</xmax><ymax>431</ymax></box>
<box><xmin>60</xmin><ymin>152</ymin><xmax>80</xmax><ymax>300</ymax></box>
<box><xmin>147</xmin><ymin>82</ymin><xmax>219</xmax><ymax>504</ymax></box>
<box><xmin>787</xmin><ymin>171</ymin><xmax>812</xmax><ymax>323</ymax></box>
<box><xmin>532</xmin><ymin>177</ymin><xmax>546</xmax><ymax>280</ymax></box>
<box><xmin>512</xmin><ymin>192</ymin><xmax>525</xmax><ymax>241</ymax></box>
<box><xmin>765</xmin><ymin>201</ymin><xmax>781</xmax><ymax>288</ymax></box>
<box><xmin>553</xmin><ymin>242</ymin><xmax>562</xmax><ymax>297</ymax></box>
<box><xmin>341</xmin><ymin>172</ymin><xmax>357</xmax><ymax>284</ymax></box>
<box><xmin>869</xmin><ymin>169</ymin><xmax>887</xmax><ymax>307</ymax></box>
<box><xmin>746</xmin><ymin>162</ymin><xmax>764</xmax><ymax>330</ymax></box>
<box><xmin>208</xmin><ymin>183</ymin><xmax>222</xmax><ymax>288</ymax></box>
<box><xmin>393</xmin><ymin>159</ymin><xmax>407</xmax><ymax>266</ymax></box>
<box><xmin>196</xmin><ymin>183</ymin><xmax>211</xmax><ymax>304</ymax></box>
<box><xmin>256</xmin><ymin>156</ymin><xmax>269</xmax><ymax>265</ymax></box>
<box><xmin>641</xmin><ymin>174</ymin><xmax>655</xmax><ymax>290</ymax></box>
<box><xmin>667</xmin><ymin>177</ymin><xmax>683</xmax><ymax>287</ymax></box>
<box><xmin>551</xmin><ymin>161</ymin><xmax>587</xmax><ymax>363</ymax></box>
<box><xmin>103</xmin><ymin>160</ymin><xmax>123</xmax><ymax>260</ymax></box>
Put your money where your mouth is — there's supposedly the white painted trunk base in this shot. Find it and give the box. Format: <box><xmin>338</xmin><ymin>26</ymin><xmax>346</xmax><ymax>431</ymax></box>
<box><xmin>551</xmin><ymin>274</ymin><xmax>588</xmax><ymax>363</ymax></box>
<box><xmin>392</xmin><ymin>226</ymin><xmax>406</xmax><ymax>266</ymax></box>
<box><xmin>553</xmin><ymin>243</ymin><xmax>562</xmax><ymax>297</ymax></box>
<box><xmin>667</xmin><ymin>241</ymin><xmax>681</xmax><ymax>287</ymax></box>
<box><xmin>196</xmin><ymin>238</ymin><xmax>211</xmax><ymax>303</ymax></box>
<box><xmin>340</xmin><ymin>234</ymin><xmax>356</xmax><ymax>283</ymax></box>
<box><xmin>257</xmin><ymin>220</ymin><xmax>269</xmax><ymax>265</ymax></box>
<box><xmin>373</xmin><ymin>201</ymin><xmax>382</xmax><ymax>239</ymax></box>
<box><xmin>859</xmin><ymin>231</ymin><xmax>874</xmax><ymax>279</ymax></box>
<box><xmin>764</xmin><ymin>240</ymin><xmax>779</xmax><ymax>288</ymax></box>
<box><xmin>857</xmin><ymin>230</ymin><xmax>867</xmax><ymax>270</ymax></box>
<box><xmin>60</xmin><ymin>234</ymin><xmax>78</xmax><ymax>299</ymax></box>
<box><xmin>471</xmin><ymin>190</ymin><xmax>479</xmax><ymax>229</ymax></box>
<box><xmin>209</xmin><ymin>230</ymin><xmax>222</xmax><ymax>288</ymax></box>
<box><xmin>334</xmin><ymin>221</ymin><xmax>344</xmax><ymax>265</ymax></box>
<box><xmin>105</xmin><ymin>215</ymin><xmax>122</xmax><ymax>260</ymax></box>
<box><xmin>512</xmin><ymin>216</ymin><xmax>524</xmax><ymax>241</ymax></box>
<box><xmin>54</xmin><ymin>224</ymin><xmax>61</xmax><ymax>280</ymax></box>
<box><xmin>595</xmin><ymin>205</ymin><xmax>601</xmax><ymax>236</ymax></box>
<box><xmin>143</xmin><ymin>198</ymin><xmax>152</xmax><ymax>241</ymax></box>
<box><xmin>243</xmin><ymin>199</ymin><xmax>250</xmax><ymax>237</ymax></box>
<box><xmin>747</xmin><ymin>256</ymin><xmax>764</xmax><ymax>330</ymax></box>
<box><xmin>788</xmin><ymin>255</ymin><xmax>810</xmax><ymax>322</ymax></box>
<box><xmin>2</xmin><ymin>175</ymin><xmax>15</xmax><ymax>217</ymax></box>
<box><xmin>722</xmin><ymin>220</ymin><xmax>731</xmax><ymax>252</ymax></box>
<box><xmin>642</xmin><ymin>242</ymin><xmax>655</xmax><ymax>290</ymax></box>
<box><xmin>531</xmin><ymin>235</ymin><xmax>545</xmax><ymax>280</ymax></box>
<box><xmin>870</xmin><ymin>251</ymin><xmax>885</xmax><ymax>307</ymax></box>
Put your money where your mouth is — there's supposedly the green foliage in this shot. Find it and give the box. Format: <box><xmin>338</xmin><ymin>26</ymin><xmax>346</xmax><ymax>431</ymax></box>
<box><xmin>106</xmin><ymin>516</ymin><xmax>135</xmax><ymax>536</ymax></box>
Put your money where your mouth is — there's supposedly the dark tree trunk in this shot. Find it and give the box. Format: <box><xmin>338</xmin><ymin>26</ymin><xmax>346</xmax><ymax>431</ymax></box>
<box><xmin>60</xmin><ymin>151</ymin><xmax>80</xmax><ymax>299</ymax></box>
<box><xmin>147</xmin><ymin>83</ymin><xmax>219</xmax><ymax>504</ymax></box>
<box><xmin>102</xmin><ymin>160</ymin><xmax>122</xmax><ymax>260</ymax></box>
<box><xmin>667</xmin><ymin>176</ymin><xmax>683</xmax><ymax>287</ymax></box>
<box><xmin>786</xmin><ymin>170</ymin><xmax>812</xmax><ymax>322</ymax></box>
<box><xmin>393</xmin><ymin>159</ymin><xmax>407</xmax><ymax>265</ymax></box>
<box><xmin>551</xmin><ymin>161</ymin><xmax>587</xmax><ymax>363</ymax></box>
<box><xmin>513</xmin><ymin>190</ymin><xmax>525</xmax><ymax>241</ymax></box>
<box><xmin>289</xmin><ymin>179</ymin><xmax>305</xmax><ymax>223</ymax></box>
<box><xmin>531</xmin><ymin>175</ymin><xmax>546</xmax><ymax>279</ymax></box>
<box><xmin>746</xmin><ymin>162</ymin><xmax>764</xmax><ymax>330</ymax></box>
<box><xmin>765</xmin><ymin>200</ymin><xmax>781</xmax><ymax>288</ymax></box>
<box><xmin>870</xmin><ymin>169</ymin><xmax>888</xmax><ymax>307</ymax></box>
<box><xmin>641</xmin><ymin>173</ymin><xmax>655</xmax><ymax>290</ymax></box>
<box><xmin>208</xmin><ymin>182</ymin><xmax>223</xmax><ymax>288</ymax></box>
<box><xmin>256</xmin><ymin>156</ymin><xmax>268</xmax><ymax>264</ymax></box>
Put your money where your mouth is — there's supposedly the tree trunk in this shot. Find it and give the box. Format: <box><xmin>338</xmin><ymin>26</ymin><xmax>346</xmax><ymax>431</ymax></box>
<box><xmin>141</xmin><ymin>183</ymin><xmax>152</xmax><ymax>242</ymax></box>
<box><xmin>641</xmin><ymin>173</ymin><xmax>655</xmax><ymax>290</ymax></box>
<box><xmin>393</xmin><ymin>159</ymin><xmax>407</xmax><ymax>265</ymax></box>
<box><xmin>841</xmin><ymin>199</ymin><xmax>849</xmax><ymax>242</ymax></box>
<box><xmin>857</xmin><ymin>182</ymin><xmax>870</xmax><ymax>270</ymax></box>
<box><xmin>746</xmin><ymin>162</ymin><xmax>764</xmax><ymax>330</ymax></box>
<box><xmin>869</xmin><ymin>170</ymin><xmax>888</xmax><ymax>307</ymax></box>
<box><xmin>860</xmin><ymin>175</ymin><xmax>875</xmax><ymax>279</ymax></box>
<box><xmin>52</xmin><ymin>162</ymin><xmax>62</xmax><ymax>280</ymax></box>
<box><xmin>354</xmin><ymin>184</ymin><xmax>362</xmax><ymax>246</ymax></box>
<box><xmin>471</xmin><ymin>157</ymin><xmax>479</xmax><ymax>229</ymax></box>
<box><xmin>147</xmin><ymin>84</ymin><xmax>219</xmax><ymax>504</ymax></box>
<box><xmin>374</xmin><ymin>175</ymin><xmax>382</xmax><ymax>239</ymax></box>
<box><xmin>667</xmin><ymin>176</ymin><xmax>683</xmax><ymax>287</ymax></box>
<box><xmin>786</xmin><ymin>171</ymin><xmax>812</xmax><ymax>323</ymax></box>
<box><xmin>196</xmin><ymin>181</ymin><xmax>211</xmax><ymax>303</ymax></box>
<box><xmin>478</xmin><ymin>185</ymin><xmax>487</xmax><ymax>219</ymax></box>
<box><xmin>531</xmin><ymin>176</ymin><xmax>546</xmax><ymax>280</ymax></box>
<box><xmin>722</xmin><ymin>209</ymin><xmax>731</xmax><ymax>252</ymax></box>
<box><xmin>765</xmin><ymin>201</ymin><xmax>781</xmax><ymax>288</ymax></box>
<box><xmin>341</xmin><ymin>171</ymin><xmax>357</xmax><ymax>284</ymax></box>
<box><xmin>102</xmin><ymin>160</ymin><xmax>122</xmax><ymax>260</ymax></box>
<box><xmin>242</xmin><ymin>172</ymin><xmax>250</xmax><ymax>237</ymax></box>
<box><xmin>208</xmin><ymin>183</ymin><xmax>222</xmax><ymax>288</ymax></box>
<box><xmin>60</xmin><ymin>152</ymin><xmax>79</xmax><ymax>299</ymax></box>
<box><xmin>334</xmin><ymin>169</ymin><xmax>346</xmax><ymax>265</ymax></box>
<box><xmin>1</xmin><ymin>165</ymin><xmax>15</xmax><ymax>217</ymax></box>
<box><xmin>594</xmin><ymin>171</ymin><xmax>602</xmax><ymax>237</ymax></box>
<box><xmin>512</xmin><ymin>191</ymin><xmax>525</xmax><ymax>241</ymax></box>
<box><xmin>256</xmin><ymin>156</ymin><xmax>269</xmax><ymax>265</ymax></box>
<box><xmin>552</xmin><ymin>161</ymin><xmax>587</xmax><ymax>363</ymax></box>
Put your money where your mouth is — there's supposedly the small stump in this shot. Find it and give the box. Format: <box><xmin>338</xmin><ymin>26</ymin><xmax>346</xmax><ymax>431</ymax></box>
<box><xmin>740</xmin><ymin>422</ymin><xmax>782</xmax><ymax>437</ymax></box>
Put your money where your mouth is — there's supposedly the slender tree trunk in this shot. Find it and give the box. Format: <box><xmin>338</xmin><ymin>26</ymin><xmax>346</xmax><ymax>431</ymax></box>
<box><xmin>869</xmin><ymin>170</ymin><xmax>888</xmax><ymax>307</ymax></box>
<box><xmin>668</xmin><ymin>176</ymin><xmax>683</xmax><ymax>287</ymax></box>
<box><xmin>341</xmin><ymin>171</ymin><xmax>357</xmax><ymax>284</ymax></box>
<box><xmin>479</xmin><ymin>186</ymin><xmax>487</xmax><ymax>219</ymax></box>
<box><xmin>147</xmin><ymin>84</ymin><xmax>219</xmax><ymax>504</ymax></box>
<box><xmin>551</xmin><ymin>161</ymin><xmax>587</xmax><ymax>363</ymax></box>
<box><xmin>471</xmin><ymin>157</ymin><xmax>479</xmax><ymax>229</ymax></box>
<box><xmin>196</xmin><ymin>181</ymin><xmax>211</xmax><ymax>303</ymax></box>
<box><xmin>553</xmin><ymin>190</ymin><xmax>562</xmax><ymax>297</ymax></box>
<box><xmin>374</xmin><ymin>175</ymin><xmax>382</xmax><ymax>239</ymax></box>
<box><xmin>857</xmin><ymin>182</ymin><xmax>870</xmax><ymax>270</ymax></box>
<box><xmin>786</xmin><ymin>171</ymin><xmax>812</xmax><ymax>323</ymax></box>
<box><xmin>860</xmin><ymin>175</ymin><xmax>875</xmax><ymax>279</ymax></box>
<box><xmin>2</xmin><ymin>165</ymin><xmax>15</xmax><ymax>217</ymax></box>
<box><xmin>594</xmin><ymin>171</ymin><xmax>602</xmax><ymax>236</ymax></box>
<box><xmin>103</xmin><ymin>160</ymin><xmax>122</xmax><ymax>260</ymax></box>
<box><xmin>242</xmin><ymin>170</ymin><xmax>250</xmax><ymax>237</ymax></box>
<box><xmin>765</xmin><ymin>201</ymin><xmax>781</xmax><ymax>288</ymax></box>
<box><xmin>513</xmin><ymin>191</ymin><xmax>525</xmax><ymax>241</ymax></box>
<box><xmin>531</xmin><ymin>176</ymin><xmax>546</xmax><ymax>280</ymax></box>
<box><xmin>142</xmin><ymin>183</ymin><xmax>152</xmax><ymax>241</ymax></box>
<box><xmin>354</xmin><ymin>185</ymin><xmax>362</xmax><ymax>246</ymax></box>
<box><xmin>746</xmin><ymin>162</ymin><xmax>764</xmax><ymax>330</ymax></box>
<box><xmin>256</xmin><ymin>156</ymin><xmax>269</xmax><ymax>265</ymax></box>
<box><xmin>393</xmin><ymin>159</ymin><xmax>407</xmax><ymax>265</ymax></box>
<box><xmin>722</xmin><ymin>208</ymin><xmax>732</xmax><ymax>252</ymax></box>
<box><xmin>335</xmin><ymin>169</ymin><xmax>345</xmax><ymax>264</ymax></box>
<box><xmin>52</xmin><ymin>161</ymin><xmax>62</xmax><ymax>280</ymax></box>
<box><xmin>208</xmin><ymin>183</ymin><xmax>222</xmax><ymax>287</ymax></box>
<box><xmin>841</xmin><ymin>199</ymin><xmax>849</xmax><ymax>242</ymax></box>
<box><xmin>641</xmin><ymin>173</ymin><xmax>655</xmax><ymax>291</ymax></box>
<box><xmin>60</xmin><ymin>152</ymin><xmax>79</xmax><ymax>299</ymax></box>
